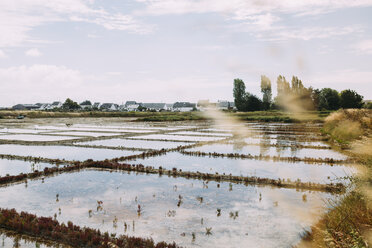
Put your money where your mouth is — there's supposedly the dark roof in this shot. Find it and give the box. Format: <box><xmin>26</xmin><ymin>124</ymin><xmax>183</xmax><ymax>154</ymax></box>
<box><xmin>12</xmin><ymin>104</ymin><xmax>39</xmax><ymax>110</ymax></box>
<box><xmin>142</xmin><ymin>103</ymin><xmax>166</xmax><ymax>109</ymax></box>
<box><xmin>100</xmin><ymin>103</ymin><xmax>118</xmax><ymax>109</ymax></box>
<box><xmin>173</xmin><ymin>102</ymin><xmax>196</xmax><ymax>108</ymax></box>
<box><xmin>125</xmin><ymin>101</ymin><xmax>137</xmax><ymax>106</ymax></box>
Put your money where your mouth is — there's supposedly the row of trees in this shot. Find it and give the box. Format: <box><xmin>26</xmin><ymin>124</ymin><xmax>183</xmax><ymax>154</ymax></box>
<box><xmin>233</xmin><ymin>76</ymin><xmax>365</xmax><ymax>111</ymax></box>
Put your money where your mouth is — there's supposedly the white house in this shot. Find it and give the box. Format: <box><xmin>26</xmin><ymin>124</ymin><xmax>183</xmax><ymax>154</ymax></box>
<box><xmin>173</xmin><ymin>102</ymin><xmax>196</xmax><ymax>112</ymax></box>
<box><xmin>100</xmin><ymin>103</ymin><xmax>119</xmax><ymax>111</ymax></box>
<box><xmin>126</xmin><ymin>104</ymin><xmax>140</xmax><ymax>111</ymax></box>
<box><xmin>48</xmin><ymin>101</ymin><xmax>63</xmax><ymax>110</ymax></box>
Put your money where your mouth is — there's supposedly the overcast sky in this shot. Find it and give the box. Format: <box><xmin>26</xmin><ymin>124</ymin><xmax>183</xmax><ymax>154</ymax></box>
<box><xmin>0</xmin><ymin>0</ymin><xmax>371</xmax><ymax>107</ymax></box>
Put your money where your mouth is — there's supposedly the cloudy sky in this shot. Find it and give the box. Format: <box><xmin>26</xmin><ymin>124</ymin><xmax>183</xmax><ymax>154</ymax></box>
<box><xmin>0</xmin><ymin>0</ymin><xmax>371</xmax><ymax>107</ymax></box>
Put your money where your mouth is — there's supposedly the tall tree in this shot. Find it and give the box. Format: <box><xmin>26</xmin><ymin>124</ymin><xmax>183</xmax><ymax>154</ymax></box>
<box><xmin>318</xmin><ymin>88</ymin><xmax>340</xmax><ymax>110</ymax></box>
<box><xmin>244</xmin><ymin>93</ymin><xmax>263</xmax><ymax>111</ymax></box>
<box><xmin>275</xmin><ymin>75</ymin><xmax>290</xmax><ymax>107</ymax></box>
<box><xmin>233</xmin><ymin>78</ymin><xmax>246</xmax><ymax>111</ymax></box>
<box><xmin>310</xmin><ymin>88</ymin><xmax>321</xmax><ymax>110</ymax></box>
<box><xmin>260</xmin><ymin>75</ymin><xmax>272</xmax><ymax>110</ymax></box>
<box><xmin>340</xmin><ymin>89</ymin><xmax>364</xmax><ymax>109</ymax></box>
<box><xmin>291</xmin><ymin>76</ymin><xmax>304</xmax><ymax>95</ymax></box>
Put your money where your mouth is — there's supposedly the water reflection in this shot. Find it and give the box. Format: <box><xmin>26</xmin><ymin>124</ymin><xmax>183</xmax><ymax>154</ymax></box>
<box><xmin>0</xmin><ymin>170</ymin><xmax>335</xmax><ymax>248</ymax></box>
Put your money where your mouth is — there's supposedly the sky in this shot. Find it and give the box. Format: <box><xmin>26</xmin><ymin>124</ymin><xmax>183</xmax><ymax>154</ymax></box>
<box><xmin>0</xmin><ymin>0</ymin><xmax>372</xmax><ymax>107</ymax></box>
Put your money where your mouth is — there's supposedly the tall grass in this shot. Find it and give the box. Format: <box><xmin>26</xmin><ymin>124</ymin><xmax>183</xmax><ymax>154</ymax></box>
<box><xmin>304</xmin><ymin>109</ymin><xmax>372</xmax><ymax>247</ymax></box>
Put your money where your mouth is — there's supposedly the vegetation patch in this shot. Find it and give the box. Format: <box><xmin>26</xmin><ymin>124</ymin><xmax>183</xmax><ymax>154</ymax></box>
<box><xmin>304</xmin><ymin>109</ymin><xmax>372</xmax><ymax>247</ymax></box>
<box><xmin>179</xmin><ymin>150</ymin><xmax>351</xmax><ymax>164</ymax></box>
<box><xmin>0</xmin><ymin>208</ymin><xmax>179</xmax><ymax>248</ymax></box>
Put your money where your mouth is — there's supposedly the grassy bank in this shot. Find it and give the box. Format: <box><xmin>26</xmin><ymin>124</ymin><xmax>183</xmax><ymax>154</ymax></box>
<box><xmin>303</xmin><ymin>109</ymin><xmax>372</xmax><ymax>247</ymax></box>
<box><xmin>0</xmin><ymin>110</ymin><xmax>206</xmax><ymax>121</ymax></box>
<box><xmin>0</xmin><ymin>110</ymin><xmax>331</xmax><ymax>122</ymax></box>
<box><xmin>235</xmin><ymin>110</ymin><xmax>331</xmax><ymax>123</ymax></box>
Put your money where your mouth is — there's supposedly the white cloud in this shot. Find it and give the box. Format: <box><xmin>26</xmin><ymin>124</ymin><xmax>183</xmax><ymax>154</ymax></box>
<box><xmin>136</xmin><ymin>0</ymin><xmax>372</xmax><ymax>18</ymax></box>
<box><xmin>0</xmin><ymin>64</ymin><xmax>84</xmax><ymax>105</ymax></box>
<box><xmin>0</xmin><ymin>49</ymin><xmax>7</xmax><ymax>58</ymax></box>
<box><xmin>353</xmin><ymin>39</ymin><xmax>372</xmax><ymax>54</ymax></box>
<box><xmin>0</xmin><ymin>0</ymin><xmax>152</xmax><ymax>47</ymax></box>
<box><xmin>136</xmin><ymin>0</ymin><xmax>370</xmax><ymax>40</ymax></box>
<box><xmin>265</xmin><ymin>25</ymin><xmax>361</xmax><ymax>41</ymax></box>
<box><xmin>25</xmin><ymin>48</ymin><xmax>42</xmax><ymax>57</ymax></box>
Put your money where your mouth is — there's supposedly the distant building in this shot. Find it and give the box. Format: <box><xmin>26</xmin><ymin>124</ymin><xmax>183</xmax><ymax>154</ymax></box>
<box><xmin>125</xmin><ymin>101</ymin><xmax>137</xmax><ymax>107</ymax></box>
<box><xmin>12</xmin><ymin>104</ymin><xmax>40</xmax><ymax>110</ymax></box>
<box><xmin>49</xmin><ymin>101</ymin><xmax>63</xmax><ymax>109</ymax></box>
<box><xmin>100</xmin><ymin>103</ymin><xmax>119</xmax><ymax>111</ymax></box>
<box><xmin>126</xmin><ymin>104</ymin><xmax>140</xmax><ymax>111</ymax></box>
<box><xmin>80</xmin><ymin>101</ymin><xmax>92</xmax><ymax>110</ymax></box>
<box><xmin>173</xmin><ymin>102</ymin><xmax>196</xmax><ymax>112</ymax></box>
<box><xmin>142</xmin><ymin>103</ymin><xmax>167</xmax><ymax>112</ymax></box>
<box><xmin>38</xmin><ymin>103</ymin><xmax>51</xmax><ymax>110</ymax></box>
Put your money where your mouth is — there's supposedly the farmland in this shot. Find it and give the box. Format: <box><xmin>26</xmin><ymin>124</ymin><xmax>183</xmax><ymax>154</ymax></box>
<box><xmin>0</xmin><ymin>117</ymin><xmax>358</xmax><ymax>247</ymax></box>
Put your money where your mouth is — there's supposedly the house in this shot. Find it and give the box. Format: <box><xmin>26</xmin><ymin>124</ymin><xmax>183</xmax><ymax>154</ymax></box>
<box><xmin>48</xmin><ymin>101</ymin><xmax>63</xmax><ymax>110</ymax></box>
<box><xmin>80</xmin><ymin>101</ymin><xmax>92</xmax><ymax>110</ymax></box>
<box><xmin>173</xmin><ymin>102</ymin><xmax>196</xmax><ymax>112</ymax></box>
<box><xmin>118</xmin><ymin>104</ymin><xmax>127</xmax><ymax>111</ymax></box>
<box><xmin>142</xmin><ymin>103</ymin><xmax>167</xmax><ymax>112</ymax></box>
<box><xmin>38</xmin><ymin>103</ymin><xmax>52</xmax><ymax>110</ymax></box>
<box><xmin>100</xmin><ymin>103</ymin><xmax>119</xmax><ymax>111</ymax></box>
<box><xmin>12</xmin><ymin>104</ymin><xmax>40</xmax><ymax>110</ymax></box>
<box><xmin>126</xmin><ymin>104</ymin><xmax>140</xmax><ymax>111</ymax></box>
<box><xmin>125</xmin><ymin>101</ymin><xmax>137</xmax><ymax>107</ymax></box>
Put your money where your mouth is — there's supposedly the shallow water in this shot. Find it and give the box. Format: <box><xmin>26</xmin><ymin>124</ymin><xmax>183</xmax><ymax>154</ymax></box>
<box><xmin>133</xmin><ymin>134</ymin><xmax>226</xmax><ymax>142</ymax></box>
<box><xmin>0</xmin><ymin>159</ymin><xmax>53</xmax><ymax>176</ymax></box>
<box><xmin>0</xmin><ymin>169</ymin><xmax>335</xmax><ymax>248</ymax></box>
<box><xmin>170</xmin><ymin>131</ymin><xmax>232</xmax><ymax>137</ymax></box>
<box><xmin>0</xmin><ymin>134</ymin><xmax>83</xmax><ymax>142</ymax></box>
<box><xmin>242</xmin><ymin>137</ymin><xmax>329</xmax><ymax>147</ymax></box>
<box><xmin>130</xmin><ymin>152</ymin><xmax>353</xmax><ymax>184</ymax></box>
<box><xmin>0</xmin><ymin>144</ymin><xmax>141</xmax><ymax>161</ymax></box>
<box><xmin>0</xmin><ymin>232</ymin><xmax>52</xmax><ymax>248</ymax></box>
<box><xmin>186</xmin><ymin>143</ymin><xmax>346</xmax><ymax>160</ymax></box>
<box><xmin>46</xmin><ymin>131</ymin><xmax>125</xmax><ymax>137</ymax></box>
<box><xmin>78</xmin><ymin>138</ymin><xmax>193</xmax><ymax>149</ymax></box>
<box><xmin>0</xmin><ymin>128</ymin><xmax>43</xmax><ymax>134</ymax></box>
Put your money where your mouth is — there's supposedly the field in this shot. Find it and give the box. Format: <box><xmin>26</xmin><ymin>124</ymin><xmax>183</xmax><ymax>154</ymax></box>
<box><xmin>0</xmin><ymin>116</ymin><xmax>358</xmax><ymax>247</ymax></box>
<box><xmin>0</xmin><ymin>110</ymin><xmax>332</xmax><ymax>123</ymax></box>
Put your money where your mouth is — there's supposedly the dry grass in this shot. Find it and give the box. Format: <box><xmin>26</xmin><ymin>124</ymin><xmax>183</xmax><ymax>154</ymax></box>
<box><xmin>323</xmin><ymin>109</ymin><xmax>371</xmax><ymax>143</ymax></box>
<box><xmin>303</xmin><ymin>109</ymin><xmax>372</xmax><ymax>247</ymax></box>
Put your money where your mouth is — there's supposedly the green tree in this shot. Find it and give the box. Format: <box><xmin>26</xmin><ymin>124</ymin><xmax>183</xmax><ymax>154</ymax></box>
<box><xmin>340</xmin><ymin>89</ymin><xmax>364</xmax><ymax>109</ymax></box>
<box><xmin>275</xmin><ymin>75</ymin><xmax>290</xmax><ymax>107</ymax></box>
<box><xmin>62</xmin><ymin>98</ymin><xmax>80</xmax><ymax>110</ymax></box>
<box><xmin>310</xmin><ymin>88</ymin><xmax>321</xmax><ymax>110</ymax></box>
<box><xmin>365</xmin><ymin>102</ymin><xmax>372</xmax><ymax>109</ymax></box>
<box><xmin>291</xmin><ymin>76</ymin><xmax>305</xmax><ymax>95</ymax></box>
<box><xmin>318</xmin><ymin>88</ymin><xmax>340</xmax><ymax>110</ymax></box>
<box><xmin>233</xmin><ymin>78</ymin><xmax>246</xmax><ymax>111</ymax></box>
<box><xmin>260</xmin><ymin>75</ymin><xmax>272</xmax><ymax>110</ymax></box>
<box><xmin>80</xmin><ymin>100</ymin><xmax>92</xmax><ymax>105</ymax></box>
<box><xmin>244</xmin><ymin>93</ymin><xmax>262</xmax><ymax>111</ymax></box>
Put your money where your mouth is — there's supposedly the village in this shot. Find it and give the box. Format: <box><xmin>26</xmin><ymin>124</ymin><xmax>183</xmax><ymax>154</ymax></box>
<box><xmin>10</xmin><ymin>100</ymin><xmax>236</xmax><ymax>112</ymax></box>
